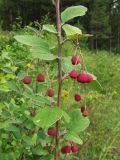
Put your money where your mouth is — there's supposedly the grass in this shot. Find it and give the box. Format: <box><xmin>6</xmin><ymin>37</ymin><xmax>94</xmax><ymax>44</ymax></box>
<box><xmin>78</xmin><ymin>51</ymin><xmax>120</xmax><ymax>160</ymax></box>
<box><xmin>0</xmin><ymin>31</ymin><xmax>120</xmax><ymax>160</ymax></box>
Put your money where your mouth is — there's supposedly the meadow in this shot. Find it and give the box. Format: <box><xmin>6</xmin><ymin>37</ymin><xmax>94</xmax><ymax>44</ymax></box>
<box><xmin>0</xmin><ymin>30</ymin><xmax>120</xmax><ymax>160</ymax></box>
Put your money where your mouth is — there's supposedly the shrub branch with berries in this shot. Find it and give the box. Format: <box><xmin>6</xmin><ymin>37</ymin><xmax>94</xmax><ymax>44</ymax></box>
<box><xmin>9</xmin><ymin>0</ymin><xmax>102</xmax><ymax>159</ymax></box>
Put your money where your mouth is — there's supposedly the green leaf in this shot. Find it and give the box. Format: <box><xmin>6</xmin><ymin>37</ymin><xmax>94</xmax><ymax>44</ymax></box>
<box><xmin>87</xmin><ymin>80</ymin><xmax>102</xmax><ymax>92</ymax></box>
<box><xmin>23</xmin><ymin>135</ymin><xmax>37</xmax><ymax>146</ymax></box>
<box><xmin>23</xmin><ymin>92</ymin><xmax>50</xmax><ymax>106</ymax></box>
<box><xmin>43</xmin><ymin>24</ymin><xmax>57</xmax><ymax>33</ymax></box>
<box><xmin>8</xmin><ymin>81</ymin><xmax>19</xmax><ymax>92</ymax></box>
<box><xmin>64</xmin><ymin>133</ymin><xmax>83</xmax><ymax>145</ymax></box>
<box><xmin>61</xmin><ymin>5</ymin><xmax>87</xmax><ymax>24</ymax></box>
<box><xmin>31</xmin><ymin>48</ymin><xmax>57</xmax><ymax>60</ymax></box>
<box><xmin>32</xmin><ymin>148</ymin><xmax>47</xmax><ymax>156</ymax></box>
<box><xmin>5</xmin><ymin>124</ymin><xmax>20</xmax><ymax>132</ymax></box>
<box><xmin>33</xmin><ymin>108</ymin><xmax>63</xmax><ymax>128</ymax></box>
<box><xmin>17</xmin><ymin>70</ymin><xmax>26</xmax><ymax>80</ymax></box>
<box><xmin>1</xmin><ymin>67</ymin><xmax>13</xmax><ymax>74</ymax></box>
<box><xmin>0</xmin><ymin>122</ymin><xmax>9</xmax><ymax>129</ymax></box>
<box><xmin>62</xmin><ymin>24</ymin><xmax>82</xmax><ymax>39</ymax></box>
<box><xmin>62</xmin><ymin>56</ymin><xmax>81</xmax><ymax>73</ymax></box>
<box><xmin>62</xmin><ymin>110</ymin><xmax>70</xmax><ymax>123</ymax></box>
<box><xmin>27</xmin><ymin>26</ymin><xmax>40</xmax><ymax>34</ymax></box>
<box><xmin>14</xmin><ymin>35</ymin><xmax>50</xmax><ymax>54</ymax></box>
<box><xmin>0</xmin><ymin>84</ymin><xmax>10</xmax><ymax>92</ymax></box>
<box><xmin>67</xmin><ymin>109</ymin><xmax>90</xmax><ymax>133</ymax></box>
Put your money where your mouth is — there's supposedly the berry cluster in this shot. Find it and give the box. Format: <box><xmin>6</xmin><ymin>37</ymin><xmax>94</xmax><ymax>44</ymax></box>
<box><xmin>70</xmin><ymin>56</ymin><xmax>93</xmax><ymax>83</ymax></box>
<box><xmin>69</xmin><ymin>55</ymin><xmax>93</xmax><ymax>117</ymax></box>
<box><xmin>22</xmin><ymin>54</ymin><xmax>92</xmax><ymax>155</ymax></box>
<box><xmin>61</xmin><ymin>143</ymin><xmax>78</xmax><ymax>154</ymax></box>
<box><xmin>23</xmin><ymin>73</ymin><xmax>55</xmax><ymax>97</ymax></box>
<box><xmin>47</xmin><ymin>128</ymin><xmax>78</xmax><ymax>154</ymax></box>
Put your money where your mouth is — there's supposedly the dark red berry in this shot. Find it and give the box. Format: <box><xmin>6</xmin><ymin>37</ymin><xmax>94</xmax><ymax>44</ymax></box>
<box><xmin>23</xmin><ymin>76</ymin><xmax>31</xmax><ymax>84</ymax></box>
<box><xmin>71</xmin><ymin>143</ymin><xmax>78</xmax><ymax>153</ymax></box>
<box><xmin>82</xmin><ymin>110</ymin><xmax>89</xmax><ymax>117</ymax></box>
<box><xmin>77</xmin><ymin>72</ymin><xmax>93</xmax><ymax>83</ymax></box>
<box><xmin>36</xmin><ymin>74</ymin><xmax>45</xmax><ymax>82</ymax></box>
<box><xmin>81</xmin><ymin>105</ymin><xmax>89</xmax><ymax>117</ymax></box>
<box><xmin>69</xmin><ymin>70</ymin><xmax>78</xmax><ymax>79</ymax></box>
<box><xmin>47</xmin><ymin>128</ymin><xmax>56</xmax><ymax>136</ymax></box>
<box><xmin>71</xmin><ymin>56</ymin><xmax>80</xmax><ymax>65</ymax></box>
<box><xmin>81</xmin><ymin>105</ymin><xmax>86</xmax><ymax>113</ymax></box>
<box><xmin>61</xmin><ymin>145</ymin><xmax>71</xmax><ymax>154</ymax></box>
<box><xmin>74</xmin><ymin>94</ymin><xmax>82</xmax><ymax>102</ymax></box>
<box><xmin>47</xmin><ymin>88</ymin><xmax>55</xmax><ymax>97</ymax></box>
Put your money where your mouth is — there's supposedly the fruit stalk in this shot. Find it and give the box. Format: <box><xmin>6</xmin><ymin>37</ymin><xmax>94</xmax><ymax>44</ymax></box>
<box><xmin>55</xmin><ymin>0</ymin><xmax>62</xmax><ymax>160</ymax></box>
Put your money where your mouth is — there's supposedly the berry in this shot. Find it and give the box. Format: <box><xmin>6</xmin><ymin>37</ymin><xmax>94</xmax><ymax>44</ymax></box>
<box><xmin>77</xmin><ymin>72</ymin><xmax>93</xmax><ymax>83</ymax></box>
<box><xmin>36</xmin><ymin>74</ymin><xmax>45</xmax><ymax>82</ymax></box>
<box><xmin>61</xmin><ymin>145</ymin><xmax>71</xmax><ymax>154</ymax></box>
<box><xmin>71</xmin><ymin>56</ymin><xmax>80</xmax><ymax>65</ymax></box>
<box><xmin>87</xmin><ymin>74</ymin><xmax>93</xmax><ymax>83</ymax></box>
<box><xmin>69</xmin><ymin>70</ymin><xmax>78</xmax><ymax>79</ymax></box>
<box><xmin>74</xmin><ymin>94</ymin><xmax>82</xmax><ymax>102</ymax></box>
<box><xmin>47</xmin><ymin>128</ymin><xmax>56</xmax><ymax>136</ymax></box>
<box><xmin>71</xmin><ymin>143</ymin><xmax>78</xmax><ymax>153</ymax></box>
<box><xmin>81</xmin><ymin>106</ymin><xmax>89</xmax><ymax>117</ymax></box>
<box><xmin>81</xmin><ymin>105</ymin><xmax>86</xmax><ymax>113</ymax></box>
<box><xmin>82</xmin><ymin>110</ymin><xmax>89</xmax><ymax>117</ymax></box>
<box><xmin>47</xmin><ymin>88</ymin><xmax>55</xmax><ymax>97</ymax></box>
<box><xmin>23</xmin><ymin>76</ymin><xmax>31</xmax><ymax>84</ymax></box>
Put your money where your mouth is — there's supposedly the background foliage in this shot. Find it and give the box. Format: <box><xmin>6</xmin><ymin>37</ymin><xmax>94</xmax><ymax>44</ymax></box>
<box><xmin>0</xmin><ymin>0</ymin><xmax>120</xmax><ymax>52</ymax></box>
<box><xmin>0</xmin><ymin>0</ymin><xmax>120</xmax><ymax>160</ymax></box>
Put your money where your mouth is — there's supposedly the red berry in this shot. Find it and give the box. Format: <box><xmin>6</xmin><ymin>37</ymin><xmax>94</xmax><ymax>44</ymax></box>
<box><xmin>71</xmin><ymin>56</ymin><xmax>80</xmax><ymax>65</ymax></box>
<box><xmin>47</xmin><ymin>128</ymin><xmax>56</xmax><ymax>136</ymax></box>
<box><xmin>77</xmin><ymin>72</ymin><xmax>93</xmax><ymax>83</ymax></box>
<box><xmin>23</xmin><ymin>76</ymin><xmax>31</xmax><ymax>84</ymax></box>
<box><xmin>82</xmin><ymin>110</ymin><xmax>89</xmax><ymax>117</ymax></box>
<box><xmin>81</xmin><ymin>106</ymin><xmax>89</xmax><ymax>117</ymax></box>
<box><xmin>69</xmin><ymin>70</ymin><xmax>78</xmax><ymax>79</ymax></box>
<box><xmin>87</xmin><ymin>74</ymin><xmax>93</xmax><ymax>83</ymax></box>
<box><xmin>61</xmin><ymin>146</ymin><xmax>71</xmax><ymax>154</ymax></box>
<box><xmin>47</xmin><ymin>88</ymin><xmax>55</xmax><ymax>97</ymax></box>
<box><xmin>36</xmin><ymin>74</ymin><xmax>45</xmax><ymax>82</ymax></box>
<box><xmin>81</xmin><ymin>105</ymin><xmax>86</xmax><ymax>113</ymax></box>
<box><xmin>74</xmin><ymin>94</ymin><xmax>82</xmax><ymax>102</ymax></box>
<box><xmin>71</xmin><ymin>143</ymin><xmax>78</xmax><ymax>153</ymax></box>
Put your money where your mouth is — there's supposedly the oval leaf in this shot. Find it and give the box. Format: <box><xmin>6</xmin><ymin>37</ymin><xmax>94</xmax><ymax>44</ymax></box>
<box><xmin>61</xmin><ymin>5</ymin><xmax>87</xmax><ymax>24</ymax></box>
<box><xmin>63</xmin><ymin>24</ymin><xmax>82</xmax><ymax>39</ymax></box>
<box><xmin>31</xmin><ymin>48</ymin><xmax>57</xmax><ymax>60</ymax></box>
<box><xmin>65</xmin><ymin>133</ymin><xmax>83</xmax><ymax>145</ymax></box>
<box><xmin>1</xmin><ymin>67</ymin><xmax>13</xmax><ymax>74</ymax></box>
<box><xmin>43</xmin><ymin>25</ymin><xmax>57</xmax><ymax>34</ymax></box>
<box><xmin>67</xmin><ymin>109</ymin><xmax>90</xmax><ymax>133</ymax></box>
<box><xmin>33</xmin><ymin>108</ymin><xmax>63</xmax><ymax>128</ymax></box>
<box><xmin>14</xmin><ymin>35</ymin><xmax>50</xmax><ymax>54</ymax></box>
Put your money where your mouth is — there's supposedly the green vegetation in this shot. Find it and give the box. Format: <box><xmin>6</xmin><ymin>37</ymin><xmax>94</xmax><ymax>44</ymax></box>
<box><xmin>0</xmin><ymin>1</ymin><xmax>120</xmax><ymax>159</ymax></box>
<box><xmin>0</xmin><ymin>29</ymin><xmax>120</xmax><ymax>159</ymax></box>
<box><xmin>0</xmin><ymin>0</ymin><xmax>120</xmax><ymax>53</ymax></box>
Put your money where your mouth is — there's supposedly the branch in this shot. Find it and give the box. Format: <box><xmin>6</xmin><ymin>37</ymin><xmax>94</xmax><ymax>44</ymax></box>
<box><xmin>51</xmin><ymin>0</ymin><xmax>56</xmax><ymax>6</ymax></box>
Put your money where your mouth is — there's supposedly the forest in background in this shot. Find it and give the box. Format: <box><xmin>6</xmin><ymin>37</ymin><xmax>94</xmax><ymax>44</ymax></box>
<box><xmin>0</xmin><ymin>0</ymin><xmax>120</xmax><ymax>52</ymax></box>
<box><xmin>0</xmin><ymin>1</ymin><xmax>120</xmax><ymax>160</ymax></box>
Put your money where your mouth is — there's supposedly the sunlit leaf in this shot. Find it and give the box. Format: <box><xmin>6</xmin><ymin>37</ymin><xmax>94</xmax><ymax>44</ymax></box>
<box><xmin>33</xmin><ymin>108</ymin><xmax>63</xmax><ymax>128</ymax></box>
<box><xmin>61</xmin><ymin>5</ymin><xmax>87</xmax><ymax>24</ymax></box>
<box><xmin>43</xmin><ymin>24</ymin><xmax>57</xmax><ymax>33</ymax></box>
<box><xmin>63</xmin><ymin>24</ymin><xmax>82</xmax><ymax>39</ymax></box>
